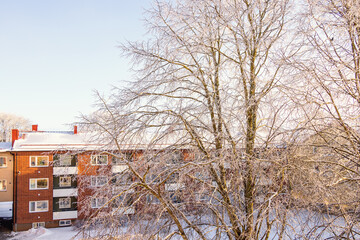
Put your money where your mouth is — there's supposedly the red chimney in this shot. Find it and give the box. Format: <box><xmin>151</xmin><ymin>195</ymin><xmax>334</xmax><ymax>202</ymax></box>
<box><xmin>32</xmin><ymin>125</ymin><xmax>38</xmax><ymax>131</ymax></box>
<box><xmin>12</xmin><ymin>129</ymin><xmax>19</xmax><ymax>146</ymax></box>
<box><xmin>74</xmin><ymin>126</ymin><xmax>78</xmax><ymax>134</ymax></box>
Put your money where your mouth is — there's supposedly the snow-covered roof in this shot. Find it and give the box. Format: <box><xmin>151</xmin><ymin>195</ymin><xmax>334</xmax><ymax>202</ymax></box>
<box><xmin>12</xmin><ymin>131</ymin><xmax>103</xmax><ymax>151</ymax></box>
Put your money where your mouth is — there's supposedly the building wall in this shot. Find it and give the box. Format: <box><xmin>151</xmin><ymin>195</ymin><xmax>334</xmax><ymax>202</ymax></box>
<box><xmin>0</xmin><ymin>152</ymin><xmax>13</xmax><ymax>202</ymax></box>
<box><xmin>13</xmin><ymin>151</ymin><xmax>53</xmax><ymax>228</ymax></box>
<box><xmin>77</xmin><ymin>152</ymin><xmax>112</xmax><ymax>219</ymax></box>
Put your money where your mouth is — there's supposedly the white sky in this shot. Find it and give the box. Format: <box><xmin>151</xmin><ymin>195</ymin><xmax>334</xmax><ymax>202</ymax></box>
<box><xmin>0</xmin><ymin>0</ymin><xmax>150</xmax><ymax>131</ymax></box>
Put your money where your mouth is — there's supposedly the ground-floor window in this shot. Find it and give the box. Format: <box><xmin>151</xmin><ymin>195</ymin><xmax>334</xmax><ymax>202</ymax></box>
<box><xmin>29</xmin><ymin>200</ymin><xmax>49</xmax><ymax>213</ymax></box>
<box><xmin>59</xmin><ymin>220</ymin><xmax>72</xmax><ymax>226</ymax></box>
<box><xmin>32</xmin><ymin>222</ymin><xmax>45</xmax><ymax>229</ymax></box>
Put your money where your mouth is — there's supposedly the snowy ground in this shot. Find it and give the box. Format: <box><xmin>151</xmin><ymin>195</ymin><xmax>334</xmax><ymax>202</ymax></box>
<box><xmin>7</xmin><ymin>227</ymin><xmax>78</xmax><ymax>240</ymax></box>
<box><xmin>4</xmin><ymin>209</ymin><xmax>360</xmax><ymax>239</ymax></box>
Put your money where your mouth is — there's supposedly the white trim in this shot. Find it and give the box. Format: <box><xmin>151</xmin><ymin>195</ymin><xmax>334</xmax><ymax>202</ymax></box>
<box><xmin>29</xmin><ymin>178</ymin><xmax>49</xmax><ymax>190</ymax></box>
<box><xmin>29</xmin><ymin>156</ymin><xmax>49</xmax><ymax>167</ymax></box>
<box><xmin>29</xmin><ymin>200</ymin><xmax>49</xmax><ymax>213</ymax></box>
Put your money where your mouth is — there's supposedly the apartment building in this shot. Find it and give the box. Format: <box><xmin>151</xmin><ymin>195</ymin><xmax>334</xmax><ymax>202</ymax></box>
<box><xmin>10</xmin><ymin>125</ymin><xmax>142</xmax><ymax>231</ymax></box>
<box><xmin>11</xmin><ymin>125</ymin><xmax>91</xmax><ymax>231</ymax></box>
<box><xmin>0</xmin><ymin>142</ymin><xmax>13</xmax><ymax>219</ymax></box>
<box><xmin>7</xmin><ymin>125</ymin><xmax>211</xmax><ymax>231</ymax></box>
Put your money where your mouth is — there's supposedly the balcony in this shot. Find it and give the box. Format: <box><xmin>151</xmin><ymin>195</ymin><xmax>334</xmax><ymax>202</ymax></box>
<box><xmin>112</xmin><ymin>206</ymin><xmax>135</xmax><ymax>215</ymax></box>
<box><xmin>53</xmin><ymin>167</ymin><xmax>77</xmax><ymax>175</ymax></box>
<box><xmin>53</xmin><ymin>210</ymin><xmax>78</xmax><ymax>220</ymax></box>
<box><xmin>53</xmin><ymin>188</ymin><xmax>78</xmax><ymax>197</ymax></box>
<box><xmin>165</xmin><ymin>183</ymin><xmax>185</xmax><ymax>191</ymax></box>
<box><xmin>112</xmin><ymin>186</ymin><xmax>134</xmax><ymax>194</ymax></box>
<box><xmin>112</xmin><ymin>165</ymin><xmax>128</xmax><ymax>173</ymax></box>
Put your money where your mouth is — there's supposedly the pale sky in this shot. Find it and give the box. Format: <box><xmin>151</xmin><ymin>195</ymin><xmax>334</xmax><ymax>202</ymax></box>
<box><xmin>0</xmin><ymin>0</ymin><xmax>150</xmax><ymax>131</ymax></box>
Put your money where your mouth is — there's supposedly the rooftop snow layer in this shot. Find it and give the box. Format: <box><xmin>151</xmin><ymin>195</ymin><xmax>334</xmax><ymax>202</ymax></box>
<box><xmin>12</xmin><ymin>132</ymin><xmax>101</xmax><ymax>151</ymax></box>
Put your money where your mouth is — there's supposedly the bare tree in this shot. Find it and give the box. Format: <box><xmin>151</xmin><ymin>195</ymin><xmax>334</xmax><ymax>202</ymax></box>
<box><xmin>79</xmin><ymin>0</ymin><xmax>300</xmax><ymax>239</ymax></box>
<box><xmin>0</xmin><ymin>112</ymin><xmax>31</xmax><ymax>142</ymax></box>
<box><xmin>288</xmin><ymin>0</ymin><xmax>360</xmax><ymax>238</ymax></box>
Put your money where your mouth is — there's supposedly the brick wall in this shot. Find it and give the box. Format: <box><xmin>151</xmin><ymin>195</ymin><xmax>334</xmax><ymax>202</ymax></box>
<box><xmin>14</xmin><ymin>152</ymin><xmax>53</xmax><ymax>224</ymax></box>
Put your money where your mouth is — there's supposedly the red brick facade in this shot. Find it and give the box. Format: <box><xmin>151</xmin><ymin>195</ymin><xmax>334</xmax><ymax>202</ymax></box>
<box><xmin>13</xmin><ymin>152</ymin><xmax>53</xmax><ymax>230</ymax></box>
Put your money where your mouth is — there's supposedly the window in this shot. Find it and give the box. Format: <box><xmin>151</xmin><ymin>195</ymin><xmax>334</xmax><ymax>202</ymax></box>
<box><xmin>91</xmin><ymin>197</ymin><xmax>108</xmax><ymax>208</ymax></box>
<box><xmin>114</xmin><ymin>172</ymin><xmax>131</xmax><ymax>185</ymax></box>
<box><xmin>59</xmin><ymin>197</ymin><xmax>71</xmax><ymax>209</ymax></box>
<box><xmin>30</xmin><ymin>156</ymin><xmax>49</xmax><ymax>167</ymax></box>
<box><xmin>59</xmin><ymin>155</ymin><xmax>72</xmax><ymax>166</ymax></box>
<box><xmin>59</xmin><ymin>176</ymin><xmax>72</xmax><ymax>187</ymax></box>
<box><xmin>146</xmin><ymin>194</ymin><xmax>160</xmax><ymax>204</ymax></box>
<box><xmin>91</xmin><ymin>176</ymin><xmax>108</xmax><ymax>187</ymax></box>
<box><xmin>59</xmin><ymin>220</ymin><xmax>71</xmax><ymax>226</ymax></box>
<box><xmin>168</xmin><ymin>172</ymin><xmax>179</xmax><ymax>183</ymax></box>
<box><xmin>29</xmin><ymin>200</ymin><xmax>48</xmax><ymax>213</ymax></box>
<box><xmin>169</xmin><ymin>191</ymin><xmax>181</xmax><ymax>204</ymax></box>
<box><xmin>30</xmin><ymin>178</ymin><xmax>48</xmax><ymax>190</ymax></box>
<box><xmin>32</xmin><ymin>222</ymin><xmax>45</xmax><ymax>229</ymax></box>
<box><xmin>0</xmin><ymin>180</ymin><xmax>6</xmax><ymax>191</ymax></box>
<box><xmin>169</xmin><ymin>151</ymin><xmax>183</xmax><ymax>165</ymax></box>
<box><xmin>112</xmin><ymin>195</ymin><xmax>133</xmax><ymax>207</ymax></box>
<box><xmin>91</xmin><ymin>155</ymin><xmax>108</xmax><ymax>165</ymax></box>
<box><xmin>0</xmin><ymin>157</ymin><xmax>7</xmax><ymax>167</ymax></box>
<box><xmin>113</xmin><ymin>153</ymin><xmax>133</xmax><ymax>164</ymax></box>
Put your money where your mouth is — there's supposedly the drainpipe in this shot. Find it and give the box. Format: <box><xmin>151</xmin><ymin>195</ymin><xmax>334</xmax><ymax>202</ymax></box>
<box><xmin>10</xmin><ymin>152</ymin><xmax>16</xmax><ymax>231</ymax></box>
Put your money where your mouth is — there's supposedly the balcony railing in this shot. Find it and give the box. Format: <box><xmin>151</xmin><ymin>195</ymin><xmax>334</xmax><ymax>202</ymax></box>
<box><xmin>53</xmin><ymin>188</ymin><xmax>78</xmax><ymax>197</ymax></box>
<box><xmin>53</xmin><ymin>167</ymin><xmax>77</xmax><ymax>175</ymax></box>
<box><xmin>112</xmin><ymin>206</ymin><xmax>135</xmax><ymax>215</ymax></box>
<box><xmin>53</xmin><ymin>210</ymin><xmax>78</xmax><ymax>220</ymax></box>
<box><xmin>112</xmin><ymin>165</ymin><xmax>128</xmax><ymax>173</ymax></box>
<box><xmin>165</xmin><ymin>183</ymin><xmax>185</xmax><ymax>191</ymax></box>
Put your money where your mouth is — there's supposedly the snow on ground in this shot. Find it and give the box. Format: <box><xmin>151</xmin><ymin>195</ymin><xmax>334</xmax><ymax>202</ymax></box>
<box><xmin>8</xmin><ymin>227</ymin><xmax>78</xmax><ymax>240</ymax></box>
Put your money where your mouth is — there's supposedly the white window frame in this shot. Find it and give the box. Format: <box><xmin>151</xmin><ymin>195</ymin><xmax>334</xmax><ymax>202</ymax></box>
<box><xmin>30</xmin><ymin>156</ymin><xmax>49</xmax><ymax>167</ymax></box>
<box><xmin>59</xmin><ymin>176</ymin><xmax>72</xmax><ymax>187</ymax></box>
<box><xmin>91</xmin><ymin>155</ymin><xmax>108</xmax><ymax>165</ymax></box>
<box><xmin>59</xmin><ymin>220</ymin><xmax>72</xmax><ymax>226</ymax></box>
<box><xmin>91</xmin><ymin>197</ymin><xmax>108</xmax><ymax>209</ymax></box>
<box><xmin>29</xmin><ymin>178</ymin><xmax>49</xmax><ymax>190</ymax></box>
<box><xmin>29</xmin><ymin>200</ymin><xmax>49</xmax><ymax>213</ymax></box>
<box><xmin>91</xmin><ymin>176</ymin><xmax>108</xmax><ymax>187</ymax></box>
<box><xmin>0</xmin><ymin>180</ymin><xmax>7</xmax><ymax>191</ymax></box>
<box><xmin>59</xmin><ymin>197</ymin><xmax>71</xmax><ymax>209</ymax></box>
<box><xmin>0</xmin><ymin>157</ymin><xmax>7</xmax><ymax>168</ymax></box>
<box><xmin>32</xmin><ymin>222</ymin><xmax>45</xmax><ymax>229</ymax></box>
